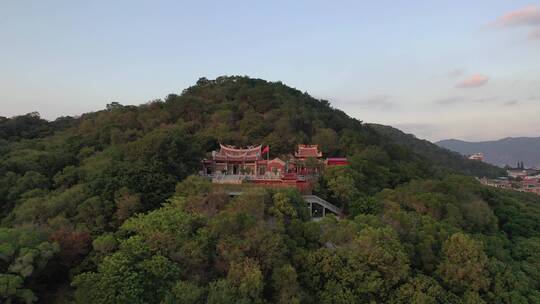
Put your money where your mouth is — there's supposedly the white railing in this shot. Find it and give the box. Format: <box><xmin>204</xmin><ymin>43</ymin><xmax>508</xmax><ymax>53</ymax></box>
<box><xmin>302</xmin><ymin>195</ymin><xmax>342</xmax><ymax>215</ymax></box>
<box><xmin>226</xmin><ymin>191</ymin><xmax>342</xmax><ymax>218</ymax></box>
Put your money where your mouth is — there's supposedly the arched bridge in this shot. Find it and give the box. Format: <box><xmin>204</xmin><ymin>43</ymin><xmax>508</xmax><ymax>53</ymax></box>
<box><xmin>228</xmin><ymin>192</ymin><xmax>342</xmax><ymax>219</ymax></box>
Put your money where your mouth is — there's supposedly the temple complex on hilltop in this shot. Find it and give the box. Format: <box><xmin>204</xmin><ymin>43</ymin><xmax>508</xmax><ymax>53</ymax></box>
<box><xmin>200</xmin><ymin>143</ymin><xmax>348</xmax><ymax>192</ymax></box>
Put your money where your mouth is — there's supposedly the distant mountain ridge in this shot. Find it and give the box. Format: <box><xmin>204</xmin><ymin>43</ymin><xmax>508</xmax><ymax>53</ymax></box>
<box><xmin>368</xmin><ymin>124</ymin><xmax>505</xmax><ymax>177</ymax></box>
<box><xmin>436</xmin><ymin>137</ymin><xmax>540</xmax><ymax>168</ymax></box>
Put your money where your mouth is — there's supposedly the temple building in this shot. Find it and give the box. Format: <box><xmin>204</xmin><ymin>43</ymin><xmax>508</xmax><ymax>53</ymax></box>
<box><xmin>201</xmin><ymin>143</ymin><xmax>345</xmax><ymax>218</ymax></box>
<box><xmin>202</xmin><ymin>144</ymin><xmax>266</xmax><ymax>176</ymax></box>
<box><xmin>201</xmin><ymin>143</ymin><xmax>345</xmax><ymax>191</ymax></box>
<box><xmin>295</xmin><ymin>144</ymin><xmax>323</xmax><ymax>160</ymax></box>
<box><xmin>326</xmin><ymin>157</ymin><xmax>349</xmax><ymax>166</ymax></box>
<box><xmin>291</xmin><ymin>144</ymin><xmax>324</xmax><ymax>176</ymax></box>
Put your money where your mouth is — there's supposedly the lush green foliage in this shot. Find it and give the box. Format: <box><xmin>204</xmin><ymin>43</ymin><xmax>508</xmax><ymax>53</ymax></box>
<box><xmin>0</xmin><ymin>112</ymin><xmax>75</xmax><ymax>142</ymax></box>
<box><xmin>0</xmin><ymin>76</ymin><xmax>536</xmax><ymax>303</ymax></box>
<box><xmin>369</xmin><ymin>124</ymin><xmax>505</xmax><ymax>178</ymax></box>
<box><xmin>0</xmin><ymin>227</ymin><xmax>59</xmax><ymax>303</ymax></box>
<box><xmin>73</xmin><ymin>177</ymin><xmax>540</xmax><ymax>303</ymax></box>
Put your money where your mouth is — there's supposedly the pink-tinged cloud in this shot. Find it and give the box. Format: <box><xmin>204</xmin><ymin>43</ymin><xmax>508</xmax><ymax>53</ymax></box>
<box><xmin>493</xmin><ymin>5</ymin><xmax>540</xmax><ymax>27</ymax></box>
<box><xmin>456</xmin><ymin>74</ymin><xmax>489</xmax><ymax>88</ymax></box>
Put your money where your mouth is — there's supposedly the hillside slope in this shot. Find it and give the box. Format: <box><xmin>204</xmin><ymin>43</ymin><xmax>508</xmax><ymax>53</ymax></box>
<box><xmin>1</xmin><ymin>76</ymin><xmax>537</xmax><ymax>303</ymax></box>
<box><xmin>369</xmin><ymin>124</ymin><xmax>505</xmax><ymax>177</ymax></box>
<box><xmin>437</xmin><ymin>137</ymin><xmax>540</xmax><ymax>168</ymax></box>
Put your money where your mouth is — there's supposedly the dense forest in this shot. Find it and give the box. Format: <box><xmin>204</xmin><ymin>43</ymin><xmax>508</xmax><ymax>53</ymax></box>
<box><xmin>1</xmin><ymin>76</ymin><xmax>538</xmax><ymax>303</ymax></box>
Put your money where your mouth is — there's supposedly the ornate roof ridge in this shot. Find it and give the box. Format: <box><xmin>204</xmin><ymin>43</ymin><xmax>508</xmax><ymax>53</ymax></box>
<box><xmin>219</xmin><ymin>143</ymin><xmax>262</xmax><ymax>152</ymax></box>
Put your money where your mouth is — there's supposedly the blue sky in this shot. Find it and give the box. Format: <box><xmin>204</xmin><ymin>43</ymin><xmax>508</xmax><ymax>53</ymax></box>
<box><xmin>1</xmin><ymin>1</ymin><xmax>539</xmax><ymax>141</ymax></box>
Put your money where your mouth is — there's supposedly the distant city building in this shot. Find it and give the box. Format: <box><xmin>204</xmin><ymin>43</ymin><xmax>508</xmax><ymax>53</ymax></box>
<box><xmin>478</xmin><ymin>177</ymin><xmax>512</xmax><ymax>189</ymax></box>
<box><xmin>507</xmin><ymin>169</ymin><xmax>528</xmax><ymax>179</ymax></box>
<box><xmin>468</xmin><ymin>153</ymin><xmax>484</xmax><ymax>162</ymax></box>
<box><xmin>480</xmin><ymin>174</ymin><xmax>540</xmax><ymax>197</ymax></box>
<box><xmin>531</xmin><ymin>173</ymin><xmax>540</xmax><ymax>179</ymax></box>
<box><xmin>521</xmin><ymin>178</ymin><xmax>540</xmax><ymax>189</ymax></box>
<box><xmin>507</xmin><ymin>168</ymin><xmax>540</xmax><ymax>179</ymax></box>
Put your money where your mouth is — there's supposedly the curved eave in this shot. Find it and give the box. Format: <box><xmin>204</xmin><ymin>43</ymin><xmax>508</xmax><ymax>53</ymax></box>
<box><xmin>219</xmin><ymin>143</ymin><xmax>262</xmax><ymax>153</ymax></box>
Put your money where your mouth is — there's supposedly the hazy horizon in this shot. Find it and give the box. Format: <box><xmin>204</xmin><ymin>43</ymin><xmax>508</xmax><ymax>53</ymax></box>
<box><xmin>2</xmin><ymin>1</ymin><xmax>539</xmax><ymax>142</ymax></box>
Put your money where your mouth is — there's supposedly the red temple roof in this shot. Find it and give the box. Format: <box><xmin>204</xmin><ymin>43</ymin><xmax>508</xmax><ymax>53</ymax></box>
<box><xmin>295</xmin><ymin>144</ymin><xmax>322</xmax><ymax>158</ymax></box>
<box><xmin>213</xmin><ymin>144</ymin><xmax>262</xmax><ymax>161</ymax></box>
<box><xmin>326</xmin><ymin>157</ymin><xmax>349</xmax><ymax>166</ymax></box>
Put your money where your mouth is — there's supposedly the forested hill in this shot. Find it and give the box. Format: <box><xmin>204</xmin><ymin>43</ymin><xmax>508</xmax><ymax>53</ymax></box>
<box><xmin>0</xmin><ymin>112</ymin><xmax>76</xmax><ymax>142</ymax></box>
<box><xmin>2</xmin><ymin>76</ymin><xmax>540</xmax><ymax>303</ymax></box>
<box><xmin>369</xmin><ymin>124</ymin><xmax>505</xmax><ymax>177</ymax></box>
